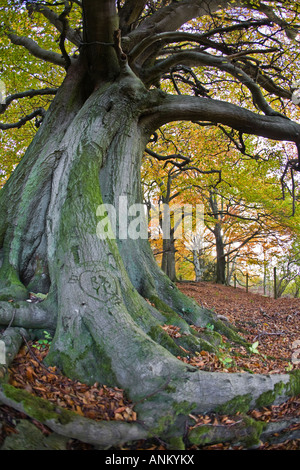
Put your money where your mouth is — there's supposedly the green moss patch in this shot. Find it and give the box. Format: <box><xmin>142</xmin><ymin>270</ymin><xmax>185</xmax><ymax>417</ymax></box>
<box><xmin>215</xmin><ymin>393</ymin><xmax>252</xmax><ymax>415</ymax></box>
<box><xmin>2</xmin><ymin>383</ymin><xmax>78</xmax><ymax>425</ymax></box>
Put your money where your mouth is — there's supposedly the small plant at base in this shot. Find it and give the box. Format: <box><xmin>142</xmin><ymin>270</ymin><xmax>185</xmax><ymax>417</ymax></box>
<box><xmin>249</xmin><ymin>341</ymin><xmax>260</xmax><ymax>354</ymax></box>
<box><xmin>205</xmin><ymin>323</ymin><xmax>215</xmax><ymax>331</ymax></box>
<box><xmin>218</xmin><ymin>354</ymin><xmax>234</xmax><ymax>368</ymax></box>
<box><xmin>33</xmin><ymin>331</ymin><xmax>52</xmax><ymax>350</ymax></box>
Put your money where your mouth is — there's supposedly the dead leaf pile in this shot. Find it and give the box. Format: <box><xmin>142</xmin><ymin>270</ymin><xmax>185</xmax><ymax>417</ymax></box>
<box><xmin>177</xmin><ymin>281</ymin><xmax>300</xmax><ymax>374</ymax></box>
<box><xmin>8</xmin><ymin>344</ymin><xmax>136</xmax><ymax>423</ymax></box>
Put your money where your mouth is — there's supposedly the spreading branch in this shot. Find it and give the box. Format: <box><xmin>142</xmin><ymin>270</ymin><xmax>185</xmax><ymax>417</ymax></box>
<box><xmin>0</xmin><ymin>88</ymin><xmax>57</xmax><ymax>115</ymax></box>
<box><xmin>129</xmin><ymin>28</ymin><xmax>276</xmax><ymax>64</ymax></box>
<box><xmin>6</xmin><ymin>30</ymin><xmax>67</xmax><ymax>67</ymax></box>
<box><xmin>145</xmin><ymin>147</ymin><xmax>192</xmax><ymax>168</ymax></box>
<box><xmin>141</xmin><ymin>94</ymin><xmax>300</xmax><ymax>145</ymax></box>
<box><xmin>144</xmin><ymin>51</ymin><xmax>286</xmax><ymax>117</ymax></box>
<box><xmin>27</xmin><ymin>2</ymin><xmax>81</xmax><ymax>46</ymax></box>
<box><xmin>0</xmin><ymin>108</ymin><xmax>46</xmax><ymax>130</ymax></box>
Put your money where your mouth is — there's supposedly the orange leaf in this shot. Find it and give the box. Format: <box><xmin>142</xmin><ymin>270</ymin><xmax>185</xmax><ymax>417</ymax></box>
<box><xmin>115</xmin><ymin>406</ymin><xmax>126</xmax><ymax>413</ymax></box>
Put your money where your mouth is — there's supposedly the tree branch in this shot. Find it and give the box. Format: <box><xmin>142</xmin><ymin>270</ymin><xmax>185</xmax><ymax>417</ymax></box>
<box><xmin>141</xmin><ymin>93</ymin><xmax>300</xmax><ymax>145</ymax></box>
<box><xmin>145</xmin><ymin>147</ymin><xmax>192</xmax><ymax>167</ymax></box>
<box><xmin>0</xmin><ymin>108</ymin><xmax>46</xmax><ymax>130</ymax></box>
<box><xmin>238</xmin><ymin>61</ymin><xmax>293</xmax><ymax>101</ymax></box>
<box><xmin>144</xmin><ymin>51</ymin><xmax>285</xmax><ymax>116</ymax></box>
<box><xmin>255</xmin><ymin>2</ymin><xmax>300</xmax><ymax>41</ymax></box>
<box><xmin>119</xmin><ymin>0</ymin><xmax>148</xmax><ymax>33</ymax></box>
<box><xmin>27</xmin><ymin>2</ymin><xmax>81</xmax><ymax>46</ymax></box>
<box><xmin>58</xmin><ymin>0</ymin><xmax>73</xmax><ymax>69</ymax></box>
<box><xmin>126</xmin><ymin>0</ymin><xmax>238</xmax><ymax>50</ymax></box>
<box><xmin>129</xmin><ymin>30</ymin><xmax>276</xmax><ymax>64</ymax></box>
<box><xmin>0</xmin><ymin>88</ymin><xmax>57</xmax><ymax>115</ymax></box>
<box><xmin>6</xmin><ymin>30</ymin><xmax>67</xmax><ymax>67</ymax></box>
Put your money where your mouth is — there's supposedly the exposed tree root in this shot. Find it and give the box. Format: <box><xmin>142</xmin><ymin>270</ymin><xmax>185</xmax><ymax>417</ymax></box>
<box><xmin>0</xmin><ymin>383</ymin><xmax>148</xmax><ymax>449</ymax></box>
<box><xmin>188</xmin><ymin>414</ymin><xmax>300</xmax><ymax>449</ymax></box>
<box><xmin>0</xmin><ymin>301</ymin><xmax>55</xmax><ymax>331</ymax></box>
<box><xmin>0</xmin><ymin>326</ymin><xmax>299</xmax><ymax>449</ymax></box>
<box><xmin>0</xmin><ymin>327</ymin><xmax>30</xmax><ymax>379</ymax></box>
<box><xmin>0</xmin><ymin>368</ymin><xmax>299</xmax><ymax>450</ymax></box>
<box><xmin>188</xmin><ymin>414</ymin><xmax>265</xmax><ymax>448</ymax></box>
<box><xmin>260</xmin><ymin>418</ymin><xmax>300</xmax><ymax>446</ymax></box>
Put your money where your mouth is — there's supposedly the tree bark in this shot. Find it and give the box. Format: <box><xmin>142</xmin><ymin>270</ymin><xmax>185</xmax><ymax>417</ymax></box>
<box><xmin>161</xmin><ymin>237</ymin><xmax>177</xmax><ymax>283</ymax></box>
<box><xmin>192</xmin><ymin>250</ymin><xmax>202</xmax><ymax>282</ymax></box>
<box><xmin>208</xmin><ymin>190</ymin><xmax>227</xmax><ymax>284</ymax></box>
<box><xmin>215</xmin><ymin>223</ymin><xmax>226</xmax><ymax>285</ymax></box>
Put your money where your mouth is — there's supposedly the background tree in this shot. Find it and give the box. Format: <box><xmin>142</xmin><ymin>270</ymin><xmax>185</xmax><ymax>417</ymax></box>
<box><xmin>0</xmin><ymin>0</ymin><xmax>300</xmax><ymax>447</ymax></box>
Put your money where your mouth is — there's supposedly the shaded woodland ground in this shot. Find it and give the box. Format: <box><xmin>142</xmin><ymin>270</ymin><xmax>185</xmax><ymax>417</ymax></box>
<box><xmin>0</xmin><ymin>282</ymin><xmax>299</xmax><ymax>451</ymax></box>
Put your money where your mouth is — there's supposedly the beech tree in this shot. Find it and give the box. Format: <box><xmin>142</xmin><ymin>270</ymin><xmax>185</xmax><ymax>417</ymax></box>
<box><xmin>1</xmin><ymin>0</ymin><xmax>300</xmax><ymax>448</ymax></box>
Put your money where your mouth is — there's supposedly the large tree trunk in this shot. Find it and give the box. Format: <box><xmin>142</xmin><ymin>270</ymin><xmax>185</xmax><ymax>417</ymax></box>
<box><xmin>0</xmin><ymin>60</ymin><xmax>299</xmax><ymax>445</ymax></box>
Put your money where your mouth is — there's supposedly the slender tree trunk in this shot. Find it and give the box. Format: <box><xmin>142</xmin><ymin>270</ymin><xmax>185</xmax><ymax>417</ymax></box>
<box><xmin>208</xmin><ymin>190</ymin><xmax>226</xmax><ymax>284</ymax></box>
<box><xmin>192</xmin><ymin>249</ymin><xmax>202</xmax><ymax>282</ymax></box>
<box><xmin>161</xmin><ymin>237</ymin><xmax>177</xmax><ymax>282</ymax></box>
<box><xmin>215</xmin><ymin>222</ymin><xmax>226</xmax><ymax>284</ymax></box>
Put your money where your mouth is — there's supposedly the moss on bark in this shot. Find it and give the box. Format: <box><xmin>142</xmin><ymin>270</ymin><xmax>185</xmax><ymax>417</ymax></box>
<box><xmin>188</xmin><ymin>414</ymin><xmax>266</xmax><ymax>448</ymax></box>
<box><xmin>0</xmin><ymin>264</ymin><xmax>28</xmax><ymax>301</ymax></box>
<box><xmin>1</xmin><ymin>383</ymin><xmax>77</xmax><ymax>424</ymax></box>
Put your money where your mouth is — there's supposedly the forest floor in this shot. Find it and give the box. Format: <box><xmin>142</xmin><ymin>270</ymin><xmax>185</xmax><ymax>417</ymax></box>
<box><xmin>0</xmin><ymin>281</ymin><xmax>299</xmax><ymax>451</ymax></box>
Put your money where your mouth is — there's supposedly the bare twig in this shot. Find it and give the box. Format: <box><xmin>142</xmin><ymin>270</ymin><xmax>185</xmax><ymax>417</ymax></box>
<box><xmin>253</xmin><ymin>331</ymin><xmax>287</xmax><ymax>342</ymax></box>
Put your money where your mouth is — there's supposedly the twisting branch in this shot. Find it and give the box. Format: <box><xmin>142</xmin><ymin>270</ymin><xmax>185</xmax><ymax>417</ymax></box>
<box><xmin>58</xmin><ymin>1</ymin><xmax>73</xmax><ymax>70</ymax></box>
<box><xmin>165</xmin><ymin>65</ymin><xmax>210</xmax><ymax>98</ymax></box>
<box><xmin>6</xmin><ymin>30</ymin><xmax>66</xmax><ymax>67</ymax></box>
<box><xmin>199</xmin><ymin>18</ymin><xmax>274</xmax><ymax>40</ymax></box>
<box><xmin>280</xmin><ymin>143</ymin><xmax>300</xmax><ymax>215</ymax></box>
<box><xmin>129</xmin><ymin>29</ymin><xmax>277</xmax><ymax>64</ymax></box>
<box><xmin>145</xmin><ymin>147</ymin><xmax>191</xmax><ymax>168</ymax></box>
<box><xmin>145</xmin><ymin>146</ymin><xmax>222</xmax><ymax>187</ymax></box>
<box><xmin>0</xmin><ymin>88</ymin><xmax>57</xmax><ymax>115</ymax></box>
<box><xmin>143</xmin><ymin>51</ymin><xmax>288</xmax><ymax>117</ymax></box>
<box><xmin>141</xmin><ymin>94</ymin><xmax>300</xmax><ymax>144</ymax></box>
<box><xmin>236</xmin><ymin>60</ymin><xmax>292</xmax><ymax>101</ymax></box>
<box><xmin>27</xmin><ymin>2</ymin><xmax>81</xmax><ymax>46</ymax></box>
<box><xmin>217</xmin><ymin>125</ymin><xmax>265</xmax><ymax>162</ymax></box>
<box><xmin>0</xmin><ymin>108</ymin><xmax>46</xmax><ymax>130</ymax></box>
<box><xmin>181</xmin><ymin>166</ymin><xmax>222</xmax><ymax>187</ymax></box>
